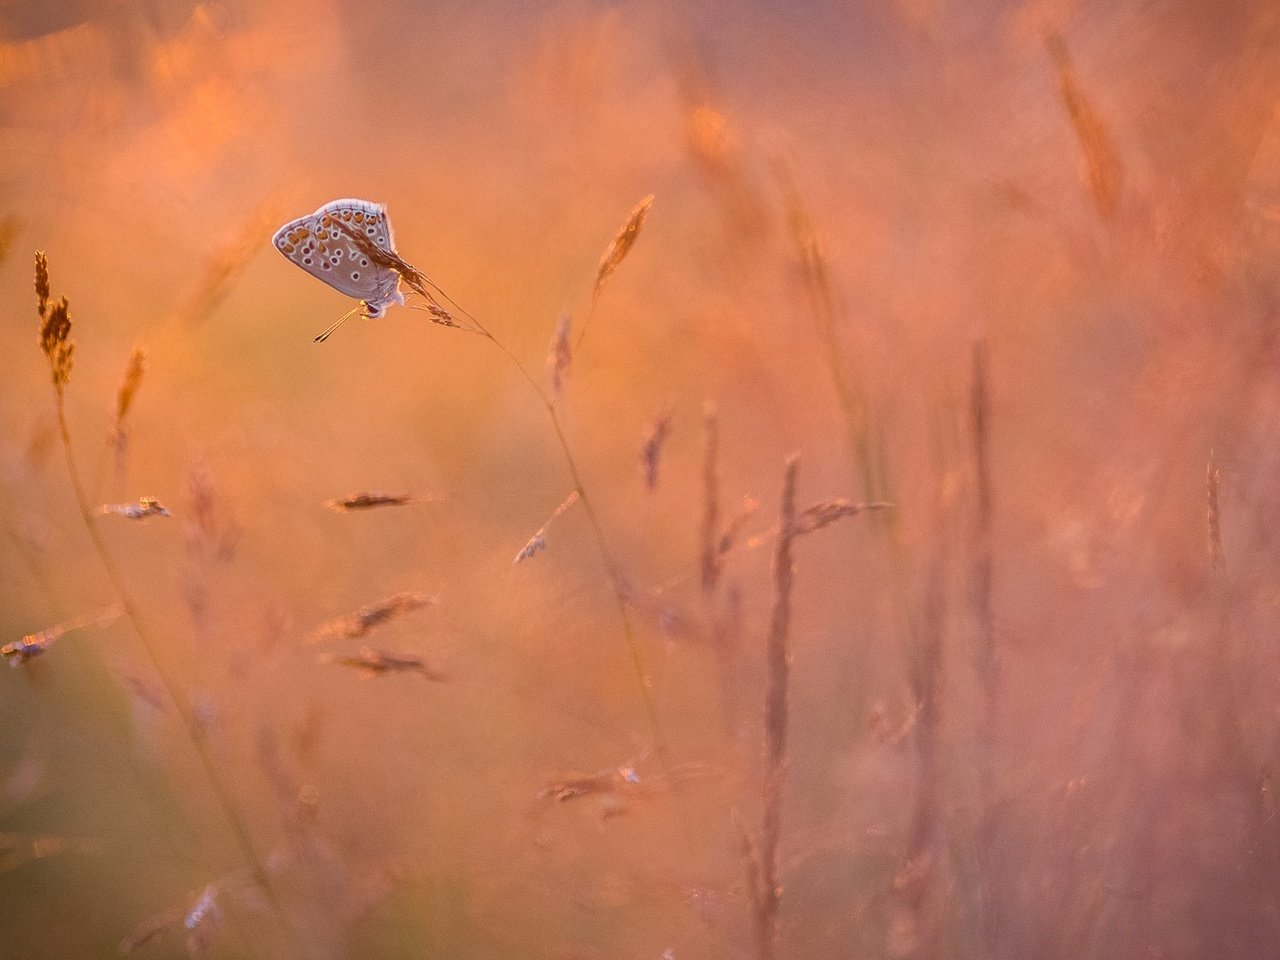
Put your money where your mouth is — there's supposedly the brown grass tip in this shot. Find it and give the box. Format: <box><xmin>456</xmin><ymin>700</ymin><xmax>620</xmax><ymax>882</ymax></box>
<box><xmin>310</xmin><ymin>591</ymin><xmax>439</xmax><ymax>643</ymax></box>
<box><xmin>639</xmin><ymin>412</ymin><xmax>673</xmax><ymax>491</ymax></box>
<box><xmin>548</xmin><ymin>311</ymin><xmax>573</xmax><ymax>397</ymax></box>
<box><xmin>514</xmin><ymin>490</ymin><xmax>580</xmax><ymax>564</ymax></box>
<box><xmin>35</xmin><ymin>257</ymin><xmax>74</xmax><ymax>389</ymax></box>
<box><xmin>3</xmin><ymin>606</ymin><xmax>123</xmax><ymax>666</ymax></box>
<box><xmin>323</xmin><ymin>647</ymin><xmax>447</xmax><ymax>680</ymax></box>
<box><xmin>114</xmin><ymin>344</ymin><xmax>148</xmax><ymax>424</ymax></box>
<box><xmin>793</xmin><ymin>499</ymin><xmax>894</xmax><ymax>536</ymax></box>
<box><xmin>593</xmin><ymin>194</ymin><xmax>654</xmax><ymax>302</ymax></box>
<box><xmin>34</xmin><ymin>250</ymin><xmax>49</xmax><ymax>316</ymax></box>
<box><xmin>324</xmin><ymin>492</ymin><xmax>420</xmax><ymax>511</ymax></box>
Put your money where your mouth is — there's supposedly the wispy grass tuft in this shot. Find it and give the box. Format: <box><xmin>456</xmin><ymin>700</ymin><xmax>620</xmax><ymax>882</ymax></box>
<box><xmin>326</xmin><ymin>205</ymin><xmax>674</xmax><ymax>772</ymax></box>
<box><xmin>324</xmin><ymin>491</ymin><xmax>423</xmax><ymax>511</ymax></box>
<box><xmin>323</xmin><ymin>647</ymin><xmax>447</xmax><ymax>681</ymax></box>
<box><xmin>547</xmin><ymin>311</ymin><xmax>573</xmax><ymax>398</ymax></box>
<box><xmin>577</xmin><ymin>193</ymin><xmax>654</xmax><ymax>348</ymax></box>
<box><xmin>1045</xmin><ymin>32</ymin><xmax>1124</xmax><ymax>221</ymax></box>
<box><xmin>739</xmin><ymin>452</ymin><xmax>889</xmax><ymax>960</ymax></box>
<box><xmin>33</xmin><ymin>251</ymin><xmax>300</xmax><ymax>957</ymax></box>
<box><xmin>308</xmin><ymin>591</ymin><xmax>439</xmax><ymax>644</ymax></box>
<box><xmin>2</xmin><ymin>606</ymin><xmax>121</xmax><ymax>666</ymax></box>
<box><xmin>112</xmin><ymin>343</ymin><xmax>146</xmax><ymax>449</ymax></box>
<box><xmin>514</xmin><ymin>490</ymin><xmax>580</xmax><ymax>564</ymax></box>
<box><xmin>639</xmin><ymin>410</ymin><xmax>673</xmax><ymax>491</ymax></box>
<box><xmin>773</xmin><ymin>162</ymin><xmax>887</xmax><ymax>508</ymax></box>
<box><xmin>592</xmin><ymin>194</ymin><xmax>653</xmax><ymax>305</ymax></box>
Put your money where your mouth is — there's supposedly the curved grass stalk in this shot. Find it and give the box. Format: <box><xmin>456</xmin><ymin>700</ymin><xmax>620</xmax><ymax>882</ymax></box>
<box><xmin>327</xmin><ymin>220</ymin><xmax>672</xmax><ymax>768</ymax></box>
<box><xmin>471</xmin><ymin>318</ymin><xmax>670</xmax><ymax>767</ymax></box>
<box><xmin>51</xmin><ymin>394</ymin><xmax>301</xmax><ymax>957</ymax></box>
<box><xmin>36</xmin><ymin>255</ymin><xmax>300</xmax><ymax>958</ymax></box>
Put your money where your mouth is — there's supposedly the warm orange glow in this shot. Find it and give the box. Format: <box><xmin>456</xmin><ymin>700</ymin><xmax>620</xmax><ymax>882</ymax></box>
<box><xmin>2</xmin><ymin>2</ymin><xmax>1279</xmax><ymax>958</ymax></box>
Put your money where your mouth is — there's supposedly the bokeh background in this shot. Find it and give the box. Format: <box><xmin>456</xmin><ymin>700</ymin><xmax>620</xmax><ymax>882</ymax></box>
<box><xmin>2</xmin><ymin>0</ymin><xmax>1280</xmax><ymax>957</ymax></box>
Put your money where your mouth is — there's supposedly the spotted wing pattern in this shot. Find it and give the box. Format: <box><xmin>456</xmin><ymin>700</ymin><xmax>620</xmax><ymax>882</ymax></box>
<box><xmin>272</xmin><ymin>199</ymin><xmax>405</xmax><ymax>318</ymax></box>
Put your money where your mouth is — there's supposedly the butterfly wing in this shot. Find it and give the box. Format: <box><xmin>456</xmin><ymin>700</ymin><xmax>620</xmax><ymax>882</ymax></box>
<box><xmin>273</xmin><ymin>199</ymin><xmax>403</xmax><ymax>313</ymax></box>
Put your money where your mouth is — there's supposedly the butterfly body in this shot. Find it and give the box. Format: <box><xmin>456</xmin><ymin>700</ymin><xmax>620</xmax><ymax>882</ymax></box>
<box><xmin>272</xmin><ymin>198</ymin><xmax>405</xmax><ymax>318</ymax></box>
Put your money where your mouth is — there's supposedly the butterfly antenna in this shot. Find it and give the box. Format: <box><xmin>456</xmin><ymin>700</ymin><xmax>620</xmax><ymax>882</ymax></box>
<box><xmin>313</xmin><ymin>304</ymin><xmax>361</xmax><ymax>343</ymax></box>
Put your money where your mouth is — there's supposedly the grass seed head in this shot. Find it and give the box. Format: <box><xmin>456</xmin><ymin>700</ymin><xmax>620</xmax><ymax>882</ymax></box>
<box><xmin>593</xmin><ymin>194</ymin><xmax>654</xmax><ymax>303</ymax></box>
<box><xmin>310</xmin><ymin>591</ymin><xmax>439</xmax><ymax>643</ymax></box>
<box><xmin>548</xmin><ymin>311</ymin><xmax>573</xmax><ymax>397</ymax></box>
<box><xmin>100</xmin><ymin>497</ymin><xmax>172</xmax><ymax>520</ymax></box>
<box><xmin>325</xmin><ymin>492</ymin><xmax>418</xmax><ymax>511</ymax></box>
<box><xmin>423</xmin><ymin>301</ymin><xmax>462</xmax><ymax>329</ymax></box>
<box><xmin>639</xmin><ymin>412</ymin><xmax>673</xmax><ymax>491</ymax></box>
<box><xmin>34</xmin><ymin>250</ymin><xmax>49</xmax><ymax>317</ymax></box>
<box><xmin>514</xmin><ymin>491</ymin><xmax>579</xmax><ymax>564</ymax></box>
<box><xmin>114</xmin><ymin>344</ymin><xmax>147</xmax><ymax>424</ymax></box>
<box><xmin>514</xmin><ymin>533</ymin><xmax>547</xmax><ymax>564</ymax></box>
<box><xmin>325</xmin><ymin>647</ymin><xmax>447</xmax><ymax>680</ymax></box>
<box><xmin>35</xmin><ymin>262</ymin><xmax>74</xmax><ymax>390</ymax></box>
<box><xmin>794</xmin><ymin>499</ymin><xmax>894</xmax><ymax>536</ymax></box>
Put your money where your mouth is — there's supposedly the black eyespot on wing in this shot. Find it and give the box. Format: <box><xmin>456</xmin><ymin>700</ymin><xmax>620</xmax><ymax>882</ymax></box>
<box><xmin>352</xmin><ymin>272</ymin><xmax>359</xmax><ymax>280</ymax></box>
<box><xmin>303</xmin><ymin>257</ymin><xmax>312</xmax><ymax>264</ymax></box>
<box><xmin>360</xmin><ymin>258</ymin><xmax>368</xmax><ymax>266</ymax></box>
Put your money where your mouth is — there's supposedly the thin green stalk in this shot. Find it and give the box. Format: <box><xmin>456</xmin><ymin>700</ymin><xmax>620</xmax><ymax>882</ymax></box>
<box><xmin>52</xmin><ymin>390</ymin><xmax>300</xmax><ymax>958</ymax></box>
<box><xmin>324</xmin><ymin>224</ymin><xmax>673</xmax><ymax>771</ymax></box>
<box><xmin>470</xmin><ymin>318</ymin><xmax>670</xmax><ymax>768</ymax></box>
<box><xmin>756</xmin><ymin>454</ymin><xmax>797</xmax><ymax>960</ymax></box>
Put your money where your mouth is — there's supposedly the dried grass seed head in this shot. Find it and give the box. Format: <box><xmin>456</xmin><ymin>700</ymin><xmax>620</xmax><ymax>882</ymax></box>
<box><xmin>593</xmin><ymin>194</ymin><xmax>654</xmax><ymax>301</ymax></box>
<box><xmin>514</xmin><ymin>534</ymin><xmax>547</xmax><ymax>564</ymax></box>
<box><xmin>115</xmin><ymin>344</ymin><xmax>148</xmax><ymax>423</ymax></box>
<box><xmin>325</xmin><ymin>492</ymin><xmax>417</xmax><ymax>511</ymax></box>
<box><xmin>639</xmin><ymin>412</ymin><xmax>673</xmax><ymax>491</ymax></box>
<box><xmin>548</xmin><ymin>312</ymin><xmax>573</xmax><ymax>396</ymax></box>
<box><xmin>34</xmin><ymin>248</ymin><xmax>74</xmax><ymax>389</ymax></box>
<box><xmin>794</xmin><ymin>499</ymin><xmax>893</xmax><ymax>536</ymax></box>
<box><xmin>34</xmin><ymin>251</ymin><xmax>49</xmax><ymax>316</ymax></box>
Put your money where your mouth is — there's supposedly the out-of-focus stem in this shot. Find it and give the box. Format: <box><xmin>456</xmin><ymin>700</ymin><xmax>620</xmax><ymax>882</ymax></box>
<box><xmin>52</xmin><ymin>390</ymin><xmax>300</xmax><ymax>959</ymax></box>
<box><xmin>471</xmin><ymin>320</ymin><xmax>670</xmax><ymax>769</ymax></box>
<box><xmin>756</xmin><ymin>454</ymin><xmax>798</xmax><ymax>960</ymax></box>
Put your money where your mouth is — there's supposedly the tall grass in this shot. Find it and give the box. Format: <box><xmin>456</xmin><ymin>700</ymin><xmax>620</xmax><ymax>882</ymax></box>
<box><xmin>33</xmin><ymin>253</ymin><xmax>301</xmax><ymax>958</ymax></box>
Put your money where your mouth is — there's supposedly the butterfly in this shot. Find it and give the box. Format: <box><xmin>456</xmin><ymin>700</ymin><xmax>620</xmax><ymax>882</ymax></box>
<box><xmin>275</xmin><ymin>198</ymin><xmax>485</xmax><ymax>341</ymax></box>
<box><xmin>272</xmin><ymin>198</ymin><xmax>406</xmax><ymax>323</ymax></box>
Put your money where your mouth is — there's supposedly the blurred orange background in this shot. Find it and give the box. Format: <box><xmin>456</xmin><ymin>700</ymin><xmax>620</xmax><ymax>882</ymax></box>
<box><xmin>2</xmin><ymin>1</ymin><xmax>1280</xmax><ymax>958</ymax></box>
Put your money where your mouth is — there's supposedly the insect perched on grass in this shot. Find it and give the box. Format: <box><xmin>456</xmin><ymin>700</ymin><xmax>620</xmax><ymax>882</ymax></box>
<box><xmin>272</xmin><ymin>199</ymin><xmax>405</xmax><ymax>325</ymax></box>
<box><xmin>273</xmin><ymin>199</ymin><xmax>480</xmax><ymax>341</ymax></box>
